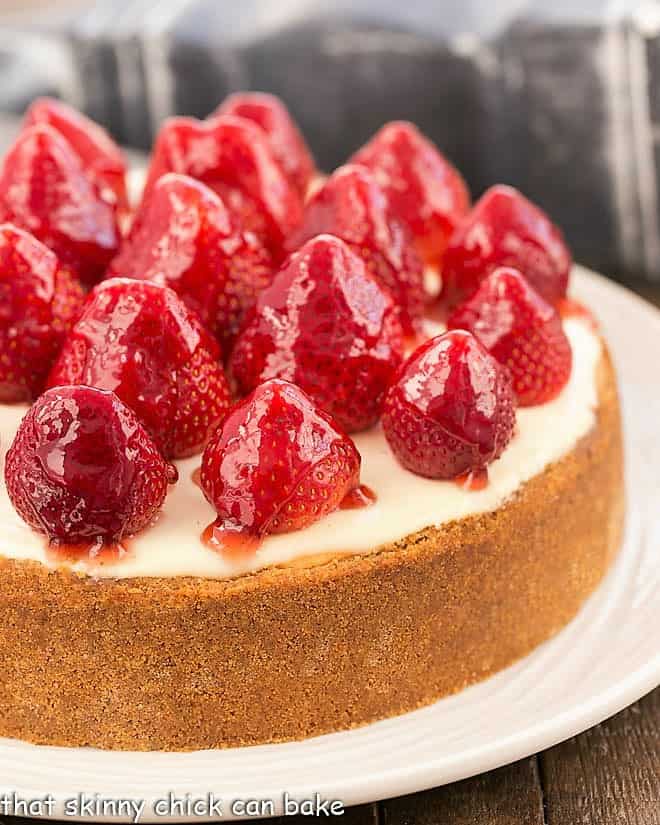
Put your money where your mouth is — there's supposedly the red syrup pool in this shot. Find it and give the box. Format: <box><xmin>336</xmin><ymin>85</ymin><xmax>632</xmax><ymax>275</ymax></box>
<box><xmin>201</xmin><ymin>521</ymin><xmax>261</xmax><ymax>556</ymax></box>
<box><xmin>453</xmin><ymin>467</ymin><xmax>489</xmax><ymax>491</ymax></box>
<box><xmin>558</xmin><ymin>298</ymin><xmax>598</xmax><ymax>329</ymax></box>
<box><xmin>339</xmin><ymin>484</ymin><xmax>377</xmax><ymax>509</ymax></box>
<box><xmin>46</xmin><ymin>536</ymin><xmax>133</xmax><ymax>564</ymax></box>
<box><xmin>43</xmin><ymin>512</ymin><xmax>168</xmax><ymax>564</ymax></box>
<box><xmin>201</xmin><ymin>486</ymin><xmax>377</xmax><ymax>557</ymax></box>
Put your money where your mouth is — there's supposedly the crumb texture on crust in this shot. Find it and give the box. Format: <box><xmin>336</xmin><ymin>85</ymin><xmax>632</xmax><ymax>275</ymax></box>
<box><xmin>0</xmin><ymin>351</ymin><xmax>623</xmax><ymax>750</ymax></box>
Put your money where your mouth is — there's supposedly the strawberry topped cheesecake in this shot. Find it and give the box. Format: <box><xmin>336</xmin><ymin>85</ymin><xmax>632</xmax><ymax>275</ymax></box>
<box><xmin>0</xmin><ymin>95</ymin><xmax>623</xmax><ymax>751</ymax></box>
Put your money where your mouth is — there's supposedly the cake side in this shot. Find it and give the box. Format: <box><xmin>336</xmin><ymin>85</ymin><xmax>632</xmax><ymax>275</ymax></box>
<box><xmin>0</xmin><ymin>346</ymin><xmax>623</xmax><ymax>751</ymax></box>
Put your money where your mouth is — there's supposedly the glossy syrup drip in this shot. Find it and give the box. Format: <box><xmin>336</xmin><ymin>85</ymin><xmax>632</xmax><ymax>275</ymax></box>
<box><xmin>558</xmin><ymin>298</ymin><xmax>598</xmax><ymax>330</ymax></box>
<box><xmin>454</xmin><ymin>467</ymin><xmax>489</xmax><ymax>491</ymax></box>
<box><xmin>44</xmin><ymin>512</ymin><xmax>166</xmax><ymax>564</ymax></box>
<box><xmin>339</xmin><ymin>484</ymin><xmax>377</xmax><ymax>509</ymax></box>
<box><xmin>202</xmin><ymin>486</ymin><xmax>377</xmax><ymax>557</ymax></box>
<box><xmin>46</xmin><ymin>536</ymin><xmax>132</xmax><ymax>564</ymax></box>
<box><xmin>201</xmin><ymin>521</ymin><xmax>261</xmax><ymax>556</ymax></box>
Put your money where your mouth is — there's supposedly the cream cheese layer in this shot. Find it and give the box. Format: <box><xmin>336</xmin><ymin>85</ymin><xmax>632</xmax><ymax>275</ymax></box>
<box><xmin>0</xmin><ymin>317</ymin><xmax>601</xmax><ymax>580</ymax></box>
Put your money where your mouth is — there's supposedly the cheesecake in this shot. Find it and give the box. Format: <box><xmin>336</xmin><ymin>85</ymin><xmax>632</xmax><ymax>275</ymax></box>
<box><xmin>0</xmin><ymin>95</ymin><xmax>624</xmax><ymax>751</ymax></box>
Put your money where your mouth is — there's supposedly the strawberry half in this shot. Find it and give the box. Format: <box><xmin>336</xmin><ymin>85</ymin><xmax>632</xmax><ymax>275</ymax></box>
<box><xmin>0</xmin><ymin>124</ymin><xmax>119</xmax><ymax>286</ymax></box>
<box><xmin>47</xmin><ymin>278</ymin><xmax>231</xmax><ymax>459</ymax></box>
<box><xmin>382</xmin><ymin>330</ymin><xmax>516</xmax><ymax>479</ymax></box>
<box><xmin>141</xmin><ymin>115</ymin><xmax>303</xmax><ymax>260</ymax></box>
<box><xmin>350</xmin><ymin>121</ymin><xmax>469</xmax><ymax>267</ymax></box>
<box><xmin>201</xmin><ymin>378</ymin><xmax>361</xmax><ymax>538</ymax></box>
<box><xmin>230</xmin><ymin>234</ymin><xmax>404</xmax><ymax>432</ymax></box>
<box><xmin>108</xmin><ymin>173</ymin><xmax>274</xmax><ymax>352</ymax></box>
<box><xmin>0</xmin><ymin>223</ymin><xmax>84</xmax><ymax>402</ymax></box>
<box><xmin>447</xmin><ymin>267</ymin><xmax>573</xmax><ymax>406</ymax></box>
<box><xmin>24</xmin><ymin>97</ymin><xmax>128</xmax><ymax>216</ymax></box>
<box><xmin>5</xmin><ymin>385</ymin><xmax>175</xmax><ymax>544</ymax></box>
<box><xmin>285</xmin><ymin>164</ymin><xmax>425</xmax><ymax>336</ymax></box>
<box><xmin>441</xmin><ymin>184</ymin><xmax>571</xmax><ymax>309</ymax></box>
<box><xmin>213</xmin><ymin>92</ymin><xmax>316</xmax><ymax>197</ymax></box>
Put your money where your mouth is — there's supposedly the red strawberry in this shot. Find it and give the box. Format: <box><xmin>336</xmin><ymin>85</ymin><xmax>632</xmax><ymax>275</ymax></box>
<box><xmin>230</xmin><ymin>234</ymin><xmax>404</xmax><ymax>432</ymax></box>
<box><xmin>285</xmin><ymin>164</ymin><xmax>425</xmax><ymax>336</ymax></box>
<box><xmin>5</xmin><ymin>385</ymin><xmax>175</xmax><ymax>545</ymax></box>
<box><xmin>382</xmin><ymin>330</ymin><xmax>516</xmax><ymax>479</ymax></box>
<box><xmin>350</xmin><ymin>121</ymin><xmax>469</xmax><ymax>268</ymax></box>
<box><xmin>201</xmin><ymin>379</ymin><xmax>361</xmax><ymax>538</ymax></box>
<box><xmin>141</xmin><ymin>115</ymin><xmax>303</xmax><ymax>260</ymax></box>
<box><xmin>24</xmin><ymin>97</ymin><xmax>128</xmax><ymax>215</ymax></box>
<box><xmin>447</xmin><ymin>267</ymin><xmax>572</xmax><ymax>406</ymax></box>
<box><xmin>0</xmin><ymin>223</ymin><xmax>84</xmax><ymax>402</ymax></box>
<box><xmin>108</xmin><ymin>173</ymin><xmax>274</xmax><ymax>352</ymax></box>
<box><xmin>47</xmin><ymin>278</ymin><xmax>231</xmax><ymax>459</ymax></box>
<box><xmin>441</xmin><ymin>185</ymin><xmax>571</xmax><ymax>308</ymax></box>
<box><xmin>0</xmin><ymin>124</ymin><xmax>119</xmax><ymax>286</ymax></box>
<box><xmin>214</xmin><ymin>92</ymin><xmax>316</xmax><ymax>197</ymax></box>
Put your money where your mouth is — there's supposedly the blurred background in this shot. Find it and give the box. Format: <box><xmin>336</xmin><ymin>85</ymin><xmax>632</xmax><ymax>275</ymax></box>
<box><xmin>1</xmin><ymin>0</ymin><xmax>660</xmax><ymax>288</ymax></box>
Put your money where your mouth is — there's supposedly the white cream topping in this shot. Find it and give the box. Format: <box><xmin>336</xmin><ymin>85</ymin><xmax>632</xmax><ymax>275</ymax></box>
<box><xmin>0</xmin><ymin>318</ymin><xmax>601</xmax><ymax>580</ymax></box>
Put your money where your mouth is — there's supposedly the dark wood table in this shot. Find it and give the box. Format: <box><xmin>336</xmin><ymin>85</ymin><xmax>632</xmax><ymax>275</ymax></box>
<box><xmin>0</xmin><ymin>107</ymin><xmax>657</xmax><ymax>821</ymax></box>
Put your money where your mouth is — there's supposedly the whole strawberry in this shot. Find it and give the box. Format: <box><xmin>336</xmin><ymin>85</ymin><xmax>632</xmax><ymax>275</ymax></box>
<box><xmin>230</xmin><ymin>234</ymin><xmax>403</xmax><ymax>432</ymax></box>
<box><xmin>5</xmin><ymin>385</ymin><xmax>175</xmax><ymax>545</ymax></box>
<box><xmin>201</xmin><ymin>379</ymin><xmax>361</xmax><ymax>538</ymax></box>
<box><xmin>141</xmin><ymin>115</ymin><xmax>303</xmax><ymax>260</ymax></box>
<box><xmin>350</xmin><ymin>121</ymin><xmax>469</xmax><ymax>267</ymax></box>
<box><xmin>447</xmin><ymin>267</ymin><xmax>573</xmax><ymax>406</ymax></box>
<box><xmin>24</xmin><ymin>97</ymin><xmax>128</xmax><ymax>216</ymax></box>
<box><xmin>0</xmin><ymin>124</ymin><xmax>120</xmax><ymax>286</ymax></box>
<box><xmin>214</xmin><ymin>92</ymin><xmax>316</xmax><ymax>197</ymax></box>
<box><xmin>48</xmin><ymin>278</ymin><xmax>231</xmax><ymax>459</ymax></box>
<box><xmin>441</xmin><ymin>185</ymin><xmax>571</xmax><ymax>309</ymax></box>
<box><xmin>108</xmin><ymin>173</ymin><xmax>274</xmax><ymax>352</ymax></box>
<box><xmin>382</xmin><ymin>330</ymin><xmax>516</xmax><ymax>479</ymax></box>
<box><xmin>285</xmin><ymin>164</ymin><xmax>425</xmax><ymax>336</ymax></box>
<box><xmin>0</xmin><ymin>223</ymin><xmax>84</xmax><ymax>402</ymax></box>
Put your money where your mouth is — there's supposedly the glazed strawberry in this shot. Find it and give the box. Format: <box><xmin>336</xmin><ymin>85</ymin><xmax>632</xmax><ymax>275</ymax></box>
<box><xmin>141</xmin><ymin>115</ymin><xmax>303</xmax><ymax>260</ymax></box>
<box><xmin>447</xmin><ymin>267</ymin><xmax>572</xmax><ymax>406</ymax></box>
<box><xmin>441</xmin><ymin>185</ymin><xmax>571</xmax><ymax>308</ymax></box>
<box><xmin>230</xmin><ymin>235</ymin><xmax>404</xmax><ymax>432</ymax></box>
<box><xmin>5</xmin><ymin>385</ymin><xmax>174</xmax><ymax>545</ymax></box>
<box><xmin>47</xmin><ymin>278</ymin><xmax>231</xmax><ymax>458</ymax></box>
<box><xmin>201</xmin><ymin>379</ymin><xmax>361</xmax><ymax>538</ymax></box>
<box><xmin>285</xmin><ymin>164</ymin><xmax>425</xmax><ymax>335</ymax></box>
<box><xmin>24</xmin><ymin>97</ymin><xmax>128</xmax><ymax>215</ymax></box>
<box><xmin>214</xmin><ymin>92</ymin><xmax>316</xmax><ymax>197</ymax></box>
<box><xmin>350</xmin><ymin>121</ymin><xmax>469</xmax><ymax>267</ymax></box>
<box><xmin>0</xmin><ymin>224</ymin><xmax>84</xmax><ymax>402</ymax></box>
<box><xmin>382</xmin><ymin>330</ymin><xmax>516</xmax><ymax>479</ymax></box>
<box><xmin>0</xmin><ymin>125</ymin><xmax>119</xmax><ymax>286</ymax></box>
<box><xmin>108</xmin><ymin>173</ymin><xmax>273</xmax><ymax>351</ymax></box>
